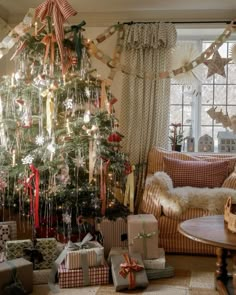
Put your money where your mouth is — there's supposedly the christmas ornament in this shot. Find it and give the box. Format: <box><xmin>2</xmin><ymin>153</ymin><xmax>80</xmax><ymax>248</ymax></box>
<box><xmin>21</xmin><ymin>154</ymin><xmax>34</xmax><ymax>165</ymax></box>
<box><xmin>204</xmin><ymin>50</ymin><xmax>231</xmax><ymax>78</ymax></box>
<box><xmin>35</xmin><ymin>135</ymin><xmax>45</xmax><ymax>146</ymax></box>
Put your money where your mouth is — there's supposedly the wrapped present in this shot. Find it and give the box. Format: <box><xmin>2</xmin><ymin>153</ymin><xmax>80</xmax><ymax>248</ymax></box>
<box><xmin>97</xmin><ymin>217</ymin><xmax>128</xmax><ymax>257</ymax></box>
<box><xmin>58</xmin><ymin>261</ymin><xmax>109</xmax><ymax>288</ymax></box>
<box><xmin>0</xmin><ymin>224</ymin><xmax>10</xmax><ymax>251</ymax></box>
<box><xmin>0</xmin><ymin>221</ymin><xmax>17</xmax><ymax>239</ymax></box>
<box><xmin>65</xmin><ymin>241</ymin><xmax>104</xmax><ymax>269</ymax></box>
<box><xmin>107</xmin><ymin>246</ymin><xmax>128</xmax><ymax>265</ymax></box>
<box><xmin>0</xmin><ymin>258</ymin><xmax>33</xmax><ymax>294</ymax></box>
<box><xmin>128</xmin><ymin>214</ymin><xmax>158</xmax><ymax>259</ymax></box>
<box><xmin>143</xmin><ymin>248</ymin><xmax>165</xmax><ymax>269</ymax></box>
<box><xmin>33</xmin><ymin>269</ymin><xmax>51</xmax><ymax>285</ymax></box>
<box><xmin>111</xmin><ymin>253</ymin><xmax>149</xmax><ymax>291</ymax></box>
<box><xmin>5</xmin><ymin>238</ymin><xmax>58</xmax><ymax>270</ymax></box>
<box><xmin>146</xmin><ymin>264</ymin><xmax>174</xmax><ymax>280</ymax></box>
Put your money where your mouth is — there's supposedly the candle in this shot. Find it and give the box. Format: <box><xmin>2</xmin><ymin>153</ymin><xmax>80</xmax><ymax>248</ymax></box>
<box><xmin>66</xmin><ymin>119</ymin><xmax>71</xmax><ymax>135</ymax></box>
<box><xmin>34</xmin><ymin>22</ymin><xmax>38</xmax><ymax>36</ymax></box>
<box><xmin>12</xmin><ymin>149</ymin><xmax>16</xmax><ymax>167</ymax></box>
<box><xmin>11</xmin><ymin>73</ymin><xmax>14</xmax><ymax>87</ymax></box>
<box><xmin>63</xmin><ymin>75</ymin><xmax>66</xmax><ymax>86</ymax></box>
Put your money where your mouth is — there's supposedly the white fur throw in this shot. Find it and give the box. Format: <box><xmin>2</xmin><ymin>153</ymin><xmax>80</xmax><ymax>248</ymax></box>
<box><xmin>149</xmin><ymin>172</ymin><xmax>236</xmax><ymax>216</ymax></box>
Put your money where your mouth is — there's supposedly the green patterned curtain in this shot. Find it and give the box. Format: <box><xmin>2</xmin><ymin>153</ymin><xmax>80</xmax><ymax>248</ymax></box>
<box><xmin>119</xmin><ymin>22</ymin><xmax>177</xmax><ymax>211</ymax></box>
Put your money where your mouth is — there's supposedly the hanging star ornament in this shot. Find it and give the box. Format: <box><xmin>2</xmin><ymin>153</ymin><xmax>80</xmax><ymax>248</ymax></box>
<box><xmin>204</xmin><ymin>50</ymin><xmax>231</xmax><ymax>78</ymax></box>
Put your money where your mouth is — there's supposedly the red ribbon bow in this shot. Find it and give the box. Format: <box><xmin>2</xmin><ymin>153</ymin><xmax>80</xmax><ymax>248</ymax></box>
<box><xmin>35</xmin><ymin>0</ymin><xmax>77</xmax><ymax>74</ymax></box>
<box><xmin>119</xmin><ymin>253</ymin><xmax>144</xmax><ymax>289</ymax></box>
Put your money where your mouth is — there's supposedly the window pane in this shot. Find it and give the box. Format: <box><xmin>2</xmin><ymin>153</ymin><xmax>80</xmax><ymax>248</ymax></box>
<box><xmin>202</xmin><ymin>106</ymin><xmax>214</xmax><ymax>125</ymax></box>
<box><xmin>214</xmin><ymin>85</ymin><xmax>226</xmax><ymax>105</ymax></box>
<box><xmin>215</xmin><ymin>73</ymin><xmax>227</xmax><ymax>84</ymax></box>
<box><xmin>228</xmin><ymin>64</ymin><xmax>236</xmax><ymax>84</ymax></box>
<box><xmin>170</xmin><ymin>84</ymin><xmax>182</xmax><ymax>104</ymax></box>
<box><xmin>202</xmin><ymin>85</ymin><xmax>213</xmax><ymax>104</ymax></box>
<box><xmin>183</xmin><ymin>106</ymin><xmax>192</xmax><ymax>124</ymax></box>
<box><xmin>170</xmin><ymin>105</ymin><xmax>182</xmax><ymax>124</ymax></box>
<box><xmin>228</xmin><ymin>106</ymin><xmax>236</xmax><ymax>117</ymax></box>
<box><xmin>228</xmin><ymin>85</ymin><xmax>236</xmax><ymax>104</ymax></box>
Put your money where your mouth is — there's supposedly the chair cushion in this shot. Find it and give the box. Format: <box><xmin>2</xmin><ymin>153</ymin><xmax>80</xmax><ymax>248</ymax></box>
<box><xmin>163</xmin><ymin>157</ymin><xmax>229</xmax><ymax>188</ymax></box>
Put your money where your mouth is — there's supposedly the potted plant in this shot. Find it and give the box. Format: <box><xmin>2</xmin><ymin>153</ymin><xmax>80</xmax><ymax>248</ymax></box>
<box><xmin>169</xmin><ymin>123</ymin><xmax>184</xmax><ymax>152</ymax></box>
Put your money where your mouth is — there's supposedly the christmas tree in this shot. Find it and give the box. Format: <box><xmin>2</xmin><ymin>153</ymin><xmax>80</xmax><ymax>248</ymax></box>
<box><xmin>0</xmin><ymin>0</ymin><xmax>130</xmax><ymax>241</ymax></box>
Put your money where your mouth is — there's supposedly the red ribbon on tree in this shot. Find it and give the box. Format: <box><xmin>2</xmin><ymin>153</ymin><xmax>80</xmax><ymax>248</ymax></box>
<box><xmin>35</xmin><ymin>0</ymin><xmax>77</xmax><ymax>74</ymax></box>
<box><xmin>100</xmin><ymin>158</ymin><xmax>110</xmax><ymax>216</ymax></box>
<box><xmin>29</xmin><ymin>164</ymin><xmax>40</xmax><ymax>228</ymax></box>
<box><xmin>119</xmin><ymin>253</ymin><xmax>144</xmax><ymax>289</ymax></box>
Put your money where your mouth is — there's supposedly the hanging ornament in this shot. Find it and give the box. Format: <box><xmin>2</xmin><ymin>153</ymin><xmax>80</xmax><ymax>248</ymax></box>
<box><xmin>83</xmin><ymin>110</ymin><xmax>91</xmax><ymax>123</ymax></box>
<box><xmin>204</xmin><ymin>50</ymin><xmax>231</xmax><ymax>78</ymax></box>
<box><xmin>85</xmin><ymin>87</ymin><xmax>90</xmax><ymax>97</ymax></box>
<box><xmin>63</xmin><ymin>98</ymin><xmax>74</xmax><ymax>110</ymax></box>
<box><xmin>230</xmin><ymin>44</ymin><xmax>236</xmax><ymax>63</ymax></box>
<box><xmin>171</xmin><ymin>43</ymin><xmax>203</xmax><ymax>85</ymax></box>
<box><xmin>62</xmin><ymin>212</ymin><xmax>71</xmax><ymax>225</ymax></box>
<box><xmin>108</xmin><ymin>132</ymin><xmax>122</xmax><ymax>143</ymax></box>
<box><xmin>207</xmin><ymin>107</ymin><xmax>217</xmax><ymax>119</ymax></box>
<box><xmin>35</xmin><ymin>135</ymin><xmax>45</xmax><ymax>146</ymax></box>
<box><xmin>21</xmin><ymin>154</ymin><xmax>34</xmax><ymax>165</ymax></box>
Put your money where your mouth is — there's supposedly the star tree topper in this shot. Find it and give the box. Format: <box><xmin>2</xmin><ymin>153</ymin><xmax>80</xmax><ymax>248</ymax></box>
<box><xmin>204</xmin><ymin>50</ymin><xmax>231</xmax><ymax>78</ymax></box>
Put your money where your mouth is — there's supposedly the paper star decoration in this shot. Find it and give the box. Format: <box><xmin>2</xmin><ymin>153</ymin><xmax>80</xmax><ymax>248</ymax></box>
<box><xmin>204</xmin><ymin>50</ymin><xmax>231</xmax><ymax>78</ymax></box>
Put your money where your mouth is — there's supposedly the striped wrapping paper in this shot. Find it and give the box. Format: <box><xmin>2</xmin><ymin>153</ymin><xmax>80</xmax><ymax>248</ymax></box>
<box><xmin>58</xmin><ymin>262</ymin><xmax>109</xmax><ymax>288</ymax></box>
<box><xmin>65</xmin><ymin>241</ymin><xmax>104</xmax><ymax>269</ymax></box>
<box><xmin>97</xmin><ymin>217</ymin><xmax>128</xmax><ymax>257</ymax></box>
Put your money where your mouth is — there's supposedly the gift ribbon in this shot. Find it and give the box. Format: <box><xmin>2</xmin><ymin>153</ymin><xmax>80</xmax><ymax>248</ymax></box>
<box><xmin>132</xmin><ymin>215</ymin><xmax>157</xmax><ymax>259</ymax></box>
<box><xmin>100</xmin><ymin>159</ymin><xmax>110</xmax><ymax>216</ymax></box>
<box><xmin>29</xmin><ymin>164</ymin><xmax>40</xmax><ymax>229</ymax></box>
<box><xmin>41</xmin><ymin>33</ymin><xmax>56</xmax><ymax>76</ymax></box>
<box><xmin>119</xmin><ymin>253</ymin><xmax>144</xmax><ymax>289</ymax></box>
<box><xmin>124</xmin><ymin>165</ymin><xmax>135</xmax><ymax>213</ymax></box>
<box><xmin>48</xmin><ymin>233</ymin><xmax>93</xmax><ymax>292</ymax></box>
<box><xmin>35</xmin><ymin>0</ymin><xmax>77</xmax><ymax>74</ymax></box>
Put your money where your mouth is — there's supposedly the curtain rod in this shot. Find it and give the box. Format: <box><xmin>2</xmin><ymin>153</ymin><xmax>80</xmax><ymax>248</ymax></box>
<box><xmin>122</xmin><ymin>20</ymin><xmax>233</xmax><ymax>25</ymax></box>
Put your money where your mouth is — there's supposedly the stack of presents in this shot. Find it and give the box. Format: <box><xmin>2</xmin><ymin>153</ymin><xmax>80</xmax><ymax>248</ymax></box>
<box><xmin>0</xmin><ymin>214</ymin><xmax>174</xmax><ymax>293</ymax></box>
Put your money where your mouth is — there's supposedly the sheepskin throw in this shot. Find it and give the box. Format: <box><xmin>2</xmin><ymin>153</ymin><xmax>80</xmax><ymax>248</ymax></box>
<box><xmin>148</xmin><ymin>172</ymin><xmax>236</xmax><ymax>216</ymax></box>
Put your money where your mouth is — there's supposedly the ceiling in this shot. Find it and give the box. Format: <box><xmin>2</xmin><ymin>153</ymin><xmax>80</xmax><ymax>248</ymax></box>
<box><xmin>0</xmin><ymin>0</ymin><xmax>236</xmax><ymax>26</ymax></box>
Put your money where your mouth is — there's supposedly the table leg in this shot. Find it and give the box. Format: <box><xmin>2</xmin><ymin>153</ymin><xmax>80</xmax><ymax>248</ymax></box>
<box><xmin>216</xmin><ymin>247</ymin><xmax>228</xmax><ymax>282</ymax></box>
<box><xmin>231</xmin><ymin>251</ymin><xmax>236</xmax><ymax>294</ymax></box>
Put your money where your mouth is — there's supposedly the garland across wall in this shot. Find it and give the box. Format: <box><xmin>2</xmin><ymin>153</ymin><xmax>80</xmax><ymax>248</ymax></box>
<box><xmin>0</xmin><ymin>8</ymin><xmax>235</xmax><ymax>82</ymax></box>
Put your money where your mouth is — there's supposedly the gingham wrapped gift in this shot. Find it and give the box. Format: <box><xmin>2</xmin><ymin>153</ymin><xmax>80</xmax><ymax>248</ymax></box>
<box><xmin>58</xmin><ymin>262</ymin><xmax>109</xmax><ymax>288</ymax></box>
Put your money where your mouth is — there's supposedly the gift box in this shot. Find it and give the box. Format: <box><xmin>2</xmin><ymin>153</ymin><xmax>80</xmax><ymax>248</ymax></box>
<box><xmin>128</xmin><ymin>214</ymin><xmax>158</xmax><ymax>259</ymax></box>
<box><xmin>97</xmin><ymin>217</ymin><xmax>128</xmax><ymax>257</ymax></box>
<box><xmin>0</xmin><ymin>258</ymin><xmax>33</xmax><ymax>294</ymax></box>
<box><xmin>58</xmin><ymin>261</ymin><xmax>109</xmax><ymax>288</ymax></box>
<box><xmin>33</xmin><ymin>269</ymin><xmax>51</xmax><ymax>285</ymax></box>
<box><xmin>0</xmin><ymin>224</ymin><xmax>10</xmax><ymax>251</ymax></box>
<box><xmin>143</xmin><ymin>248</ymin><xmax>165</xmax><ymax>269</ymax></box>
<box><xmin>65</xmin><ymin>241</ymin><xmax>104</xmax><ymax>269</ymax></box>
<box><xmin>111</xmin><ymin>253</ymin><xmax>149</xmax><ymax>291</ymax></box>
<box><xmin>107</xmin><ymin>246</ymin><xmax>128</xmax><ymax>265</ymax></box>
<box><xmin>5</xmin><ymin>238</ymin><xmax>58</xmax><ymax>270</ymax></box>
<box><xmin>146</xmin><ymin>264</ymin><xmax>174</xmax><ymax>280</ymax></box>
<box><xmin>0</xmin><ymin>221</ymin><xmax>17</xmax><ymax>240</ymax></box>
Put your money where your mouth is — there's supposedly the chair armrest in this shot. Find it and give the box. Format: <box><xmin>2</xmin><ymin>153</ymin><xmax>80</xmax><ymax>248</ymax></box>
<box><xmin>222</xmin><ymin>172</ymin><xmax>236</xmax><ymax>189</ymax></box>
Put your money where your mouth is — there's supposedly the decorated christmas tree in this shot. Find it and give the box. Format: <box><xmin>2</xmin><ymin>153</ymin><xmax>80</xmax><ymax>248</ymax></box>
<box><xmin>0</xmin><ymin>1</ymin><xmax>130</xmax><ymax>241</ymax></box>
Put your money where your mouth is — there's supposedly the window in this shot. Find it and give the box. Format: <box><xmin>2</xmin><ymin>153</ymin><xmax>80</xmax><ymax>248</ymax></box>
<box><xmin>170</xmin><ymin>40</ymin><xmax>236</xmax><ymax>152</ymax></box>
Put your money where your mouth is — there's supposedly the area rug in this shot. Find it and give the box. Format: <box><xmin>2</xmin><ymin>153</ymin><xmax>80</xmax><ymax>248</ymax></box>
<box><xmin>32</xmin><ymin>255</ymin><xmax>221</xmax><ymax>295</ymax></box>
